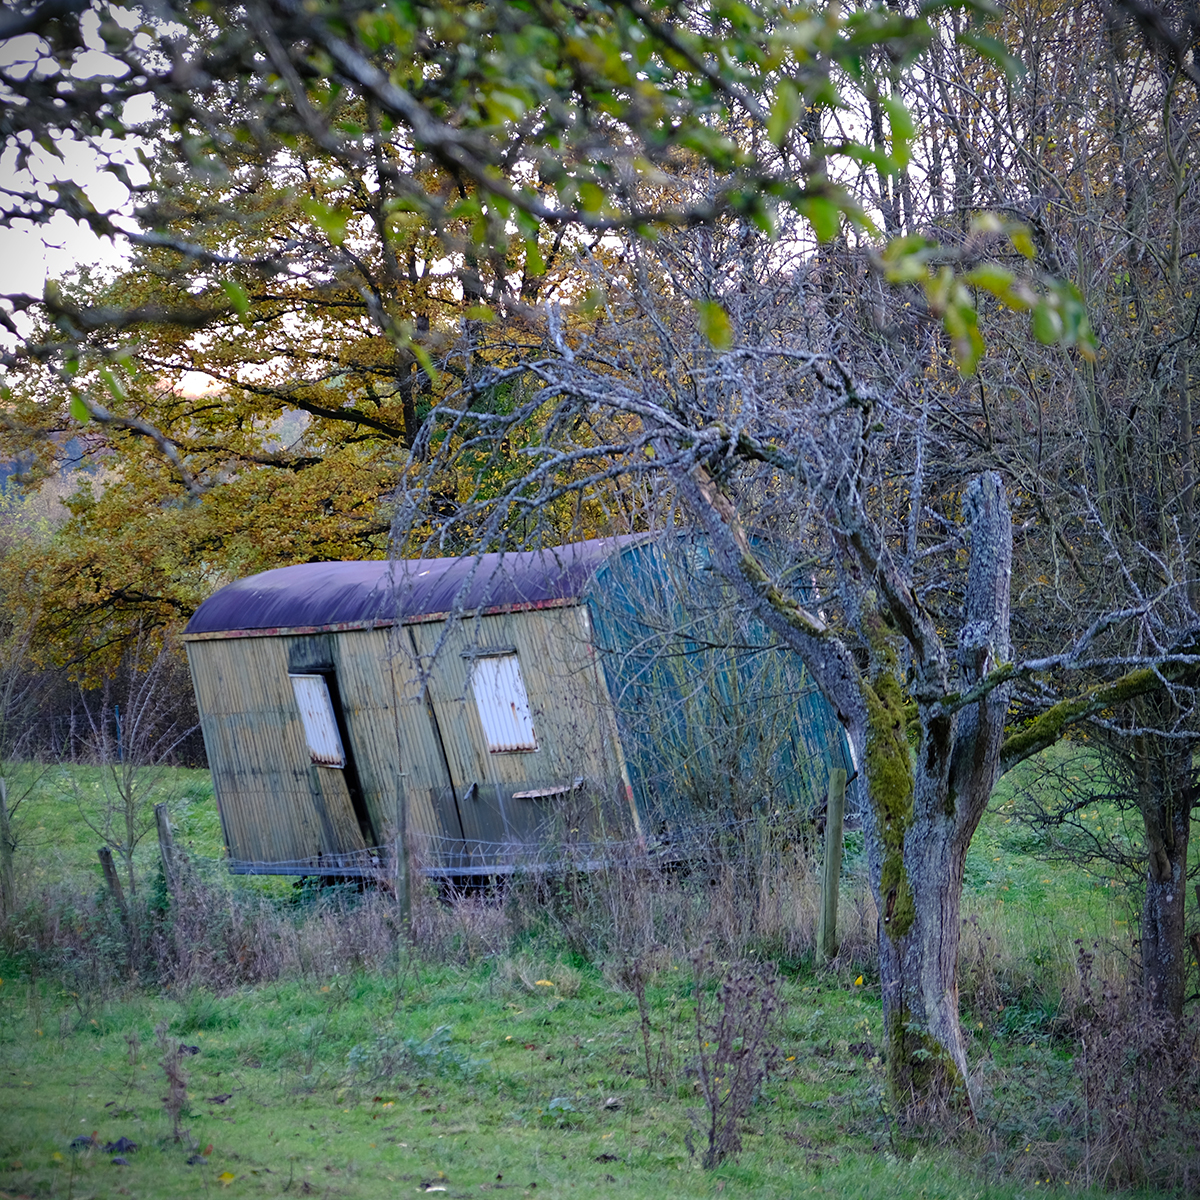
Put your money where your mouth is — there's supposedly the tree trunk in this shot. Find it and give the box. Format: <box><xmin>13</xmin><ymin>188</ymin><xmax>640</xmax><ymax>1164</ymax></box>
<box><xmin>1140</xmin><ymin>747</ymin><xmax>1192</xmax><ymax>1017</ymax></box>
<box><xmin>876</xmin><ymin>811</ymin><xmax>973</xmax><ymax>1105</ymax></box>
<box><xmin>861</xmin><ymin>472</ymin><xmax>1012</xmax><ymax>1113</ymax></box>
<box><xmin>676</xmin><ymin>462</ymin><xmax>1012</xmax><ymax>1113</ymax></box>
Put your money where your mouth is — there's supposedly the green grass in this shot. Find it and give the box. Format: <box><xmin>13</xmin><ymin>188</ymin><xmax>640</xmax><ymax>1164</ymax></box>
<box><xmin>0</xmin><ymin>754</ymin><xmax>1193</xmax><ymax>1198</ymax></box>
<box><xmin>0</xmin><ymin>960</ymin><xmax>1149</xmax><ymax>1200</ymax></box>
<box><xmin>2</xmin><ymin>762</ymin><xmax>223</xmax><ymax>890</ymax></box>
<box><xmin>953</xmin><ymin>746</ymin><xmax>1152</xmax><ymax>1017</ymax></box>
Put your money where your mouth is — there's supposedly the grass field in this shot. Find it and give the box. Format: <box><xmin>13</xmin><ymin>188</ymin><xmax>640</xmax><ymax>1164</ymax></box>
<box><xmin>0</xmin><ymin>754</ymin><xmax>1194</xmax><ymax>1199</ymax></box>
<box><xmin>1</xmin><ymin>955</ymin><xmax>1158</xmax><ymax>1200</ymax></box>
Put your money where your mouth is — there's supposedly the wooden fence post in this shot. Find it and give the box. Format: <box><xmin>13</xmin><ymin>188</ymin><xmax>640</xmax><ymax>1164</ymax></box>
<box><xmin>816</xmin><ymin>768</ymin><xmax>847</xmax><ymax>965</ymax></box>
<box><xmin>0</xmin><ymin>778</ymin><xmax>15</xmax><ymax>918</ymax></box>
<box><xmin>155</xmin><ymin>803</ymin><xmax>178</xmax><ymax>895</ymax></box>
<box><xmin>394</xmin><ymin>777</ymin><xmax>411</xmax><ymax>928</ymax></box>
<box><xmin>98</xmin><ymin>846</ymin><xmax>128</xmax><ymax>919</ymax></box>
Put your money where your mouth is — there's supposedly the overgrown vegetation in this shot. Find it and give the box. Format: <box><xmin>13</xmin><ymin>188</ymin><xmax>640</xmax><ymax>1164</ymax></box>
<box><xmin>1</xmin><ymin>761</ymin><xmax>1196</xmax><ymax>1197</ymax></box>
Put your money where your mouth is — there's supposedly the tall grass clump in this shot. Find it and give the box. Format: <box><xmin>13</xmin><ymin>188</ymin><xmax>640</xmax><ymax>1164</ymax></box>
<box><xmin>500</xmin><ymin>816</ymin><xmax>876</xmax><ymax>976</ymax></box>
<box><xmin>1072</xmin><ymin>949</ymin><xmax>1200</xmax><ymax>1193</ymax></box>
<box><xmin>0</xmin><ymin>856</ymin><xmax>408</xmax><ymax>1001</ymax></box>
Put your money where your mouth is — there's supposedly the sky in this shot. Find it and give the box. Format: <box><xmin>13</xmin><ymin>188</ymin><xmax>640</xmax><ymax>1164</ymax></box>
<box><xmin>0</xmin><ymin>18</ymin><xmax>147</xmax><ymax>310</ymax></box>
<box><xmin>0</xmin><ymin>140</ymin><xmax>134</xmax><ymax>299</ymax></box>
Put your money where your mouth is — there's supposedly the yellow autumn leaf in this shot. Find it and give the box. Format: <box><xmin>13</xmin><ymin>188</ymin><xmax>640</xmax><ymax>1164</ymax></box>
<box><xmin>218</xmin><ymin>1171</ymin><xmax>236</xmax><ymax>1186</ymax></box>
<box><xmin>695</xmin><ymin>299</ymin><xmax>734</xmax><ymax>350</ymax></box>
<box><xmin>535</xmin><ymin>980</ymin><xmax>555</xmax><ymax>987</ymax></box>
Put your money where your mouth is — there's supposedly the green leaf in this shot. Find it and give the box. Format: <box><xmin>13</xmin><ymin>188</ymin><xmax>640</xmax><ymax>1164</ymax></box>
<box><xmin>221</xmin><ymin>280</ymin><xmax>251</xmax><ymax>323</ymax></box>
<box><xmin>963</xmin><ymin>264</ymin><xmax>1015</xmax><ymax>297</ymax></box>
<box><xmin>577</xmin><ymin>181</ymin><xmax>606</xmax><ymax>214</ymax></box>
<box><xmin>945</xmin><ymin>297</ymin><xmax>984</xmax><ymax>373</ymax></box>
<box><xmin>881</xmin><ymin>96</ymin><xmax>915</xmax><ymax>170</ymax></box>
<box><xmin>1032</xmin><ymin>300</ymin><xmax>1064</xmax><ymax>344</ymax></box>
<box><xmin>1008</xmin><ymin>225</ymin><xmax>1036</xmax><ymax>259</ymax></box>
<box><xmin>410</xmin><ymin>341</ymin><xmax>441</xmax><ymax>386</ymax></box>
<box><xmin>840</xmin><ymin>143</ymin><xmax>898</xmax><ymax>175</ymax></box>
<box><xmin>768</xmin><ymin>80</ymin><xmax>802</xmax><ymax>147</ymax></box>
<box><xmin>957</xmin><ymin>30</ymin><xmax>1027</xmax><ymax>83</ymax></box>
<box><xmin>799</xmin><ymin>195</ymin><xmax>841</xmax><ymax>243</ymax></box>
<box><xmin>580</xmin><ymin>287</ymin><xmax>607</xmax><ymax>315</ymax></box>
<box><xmin>98</xmin><ymin>367</ymin><xmax>125</xmax><ymax>402</ymax></box>
<box><xmin>968</xmin><ymin>212</ymin><xmax>1005</xmax><ymax>235</ymax></box>
<box><xmin>524</xmin><ymin>238</ymin><xmax>545</xmax><ymax>279</ymax></box>
<box><xmin>300</xmin><ymin>198</ymin><xmax>351</xmax><ymax>245</ymax></box>
<box><xmin>69</xmin><ymin>394</ymin><xmax>91</xmax><ymax>424</ymax></box>
<box><xmin>925</xmin><ymin>265</ymin><xmax>954</xmax><ymax>315</ymax></box>
<box><xmin>486</xmin><ymin>88</ymin><xmax>528</xmax><ymax>123</ymax></box>
<box><xmin>696</xmin><ymin>300</ymin><xmax>734</xmax><ymax>350</ymax></box>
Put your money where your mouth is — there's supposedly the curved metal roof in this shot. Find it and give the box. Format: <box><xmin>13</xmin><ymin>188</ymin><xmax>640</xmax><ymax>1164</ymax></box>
<box><xmin>184</xmin><ymin>536</ymin><xmax>645</xmax><ymax>636</ymax></box>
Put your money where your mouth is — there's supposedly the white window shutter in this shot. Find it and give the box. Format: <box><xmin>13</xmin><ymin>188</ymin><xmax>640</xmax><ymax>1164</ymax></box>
<box><xmin>289</xmin><ymin>674</ymin><xmax>346</xmax><ymax>767</ymax></box>
<box><xmin>470</xmin><ymin>655</ymin><xmax>538</xmax><ymax>752</ymax></box>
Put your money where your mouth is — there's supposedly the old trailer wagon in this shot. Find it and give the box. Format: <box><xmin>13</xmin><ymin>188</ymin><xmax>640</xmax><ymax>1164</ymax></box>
<box><xmin>183</xmin><ymin>536</ymin><xmax>853</xmax><ymax>879</ymax></box>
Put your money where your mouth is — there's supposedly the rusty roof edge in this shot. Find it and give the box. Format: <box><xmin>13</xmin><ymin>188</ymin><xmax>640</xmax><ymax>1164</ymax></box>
<box><xmin>180</xmin><ymin>595</ymin><xmax>582</xmax><ymax>641</ymax></box>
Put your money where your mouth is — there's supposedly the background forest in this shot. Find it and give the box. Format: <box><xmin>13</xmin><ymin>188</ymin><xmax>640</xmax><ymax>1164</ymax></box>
<box><xmin>2</xmin><ymin>0</ymin><xmax>1200</xmax><ymax>1196</ymax></box>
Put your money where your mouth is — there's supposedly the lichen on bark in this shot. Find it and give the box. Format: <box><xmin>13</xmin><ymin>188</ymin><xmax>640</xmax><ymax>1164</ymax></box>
<box><xmin>1000</xmin><ymin>664</ymin><xmax>1161</xmax><ymax>768</ymax></box>
<box><xmin>863</xmin><ymin>667</ymin><xmax>915</xmax><ymax>940</ymax></box>
<box><xmin>888</xmin><ymin>1011</ymin><xmax>969</xmax><ymax>1107</ymax></box>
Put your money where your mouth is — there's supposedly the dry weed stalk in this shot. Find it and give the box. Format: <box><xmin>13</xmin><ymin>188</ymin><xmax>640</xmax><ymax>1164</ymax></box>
<box><xmin>615</xmin><ymin>954</ymin><xmax>660</xmax><ymax>1086</ymax></box>
<box><xmin>1072</xmin><ymin>945</ymin><xmax>1200</xmax><ymax>1192</ymax></box>
<box><xmin>690</xmin><ymin>947</ymin><xmax>783</xmax><ymax>1168</ymax></box>
<box><xmin>155</xmin><ymin>1020</ymin><xmax>189</xmax><ymax>1142</ymax></box>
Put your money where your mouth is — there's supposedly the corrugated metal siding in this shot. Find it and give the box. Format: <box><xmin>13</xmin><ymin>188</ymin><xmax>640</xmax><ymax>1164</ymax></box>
<box><xmin>384</xmin><ymin>625</ymin><xmax>467</xmax><ymax>846</ymax></box>
<box><xmin>587</xmin><ymin>539</ymin><xmax>857</xmax><ymax>832</ymax></box>
<box><xmin>188</xmin><ymin>636</ymin><xmax>369</xmax><ymax>865</ymax></box>
<box><xmin>469</xmin><ymin>655</ymin><xmax>538</xmax><ymax>752</ymax></box>
<box><xmin>330</xmin><ymin>629</ymin><xmax>391</xmax><ymax>842</ymax></box>
<box><xmin>289</xmin><ymin>674</ymin><xmax>346</xmax><ymax>766</ymax></box>
<box><xmin>189</xmin><ymin>593</ymin><xmax>638</xmax><ymax>874</ymax></box>
<box><xmin>402</xmin><ymin>607</ymin><xmax>631</xmax><ymax>861</ymax></box>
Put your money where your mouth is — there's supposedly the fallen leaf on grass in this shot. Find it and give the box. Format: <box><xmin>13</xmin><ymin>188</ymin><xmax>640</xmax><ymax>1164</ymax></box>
<box><xmin>218</xmin><ymin>1171</ymin><xmax>236</xmax><ymax>1186</ymax></box>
